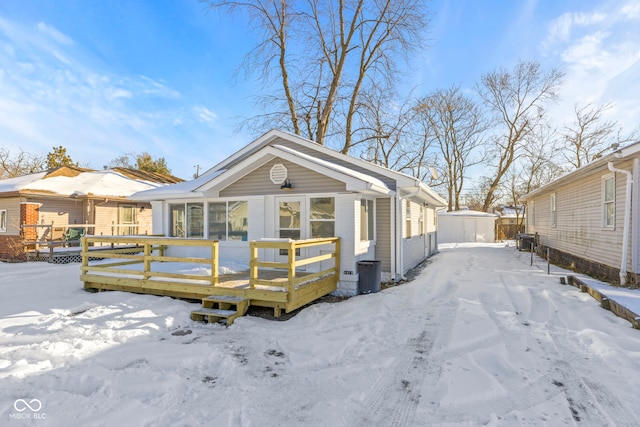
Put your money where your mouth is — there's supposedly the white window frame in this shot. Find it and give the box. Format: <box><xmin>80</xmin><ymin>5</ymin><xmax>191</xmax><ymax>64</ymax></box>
<box><xmin>550</xmin><ymin>193</ymin><xmax>556</xmax><ymax>228</ymax></box>
<box><xmin>602</xmin><ymin>174</ymin><xmax>615</xmax><ymax>229</ymax></box>
<box><xmin>360</xmin><ymin>199</ymin><xmax>375</xmax><ymax>242</ymax></box>
<box><xmin>405</xmin><ymin>200</ymin><xmax>412</xmax><ymax>238</ymax></box>
<box><xmin>529</xmin><ymin>201</ymin><xmax>535</xmax><ymax>227</ymax></box>
<box><xmin>0</xmin><ymin>209</ymin><xmax>6</xmax><ymax>232</ymax></box>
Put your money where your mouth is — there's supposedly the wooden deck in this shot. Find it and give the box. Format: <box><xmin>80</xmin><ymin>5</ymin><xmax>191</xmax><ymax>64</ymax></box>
<box><xmin>80</xmin><ymin>236</ymin><xmax>340</xmax><ymax>319</ymax></box>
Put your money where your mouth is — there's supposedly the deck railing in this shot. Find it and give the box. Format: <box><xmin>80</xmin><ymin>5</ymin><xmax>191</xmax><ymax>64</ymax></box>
<box><xmin>249</xmin><ymin>237</ymin><xmax>340</xmax><ymax>294</ymax></box>
<box><xmin>80</xmin><ymin>236</ymin><xmax>340</xmax><ymax>312</ymax></box>
<box><xmin>21</xmin><ymin>222</ymin><xmax>148</xmax><ymax>258</ymax></box>
<box><xmin>81</xmin><ymin>236</ymin><xmax>219</xmax><ymax>287</ymax></box>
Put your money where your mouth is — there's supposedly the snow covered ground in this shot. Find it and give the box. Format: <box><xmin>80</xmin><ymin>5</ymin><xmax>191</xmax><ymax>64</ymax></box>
<box><xmin>2</xmin><ymin>243</ymin><xmax>640</xmax><ymax>426</ymax></box>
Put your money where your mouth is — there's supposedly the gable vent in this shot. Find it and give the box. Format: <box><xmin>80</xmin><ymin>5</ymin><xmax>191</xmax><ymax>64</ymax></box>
<box><xmin>270</xmin><ymin>164</ymin><xmax>288</xmax><ymax>184</ymax></box>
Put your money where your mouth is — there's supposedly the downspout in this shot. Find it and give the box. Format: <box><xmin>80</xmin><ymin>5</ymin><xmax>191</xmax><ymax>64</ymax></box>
<box><xmin>608</xmin><ymin>162</ymin><xmax>632</xmax><ymax>285</ymax></box>
<box><xmin>633</xmin><ymin>158</ymin><xmax>640</xmax><ymax>274</ymax></box>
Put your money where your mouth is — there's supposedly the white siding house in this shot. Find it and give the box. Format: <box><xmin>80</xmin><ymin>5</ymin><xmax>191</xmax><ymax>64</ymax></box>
<box><xmin>132</xmin><ymin>130</ymin><xmax>447</xmax><ymax>296</ymax></box>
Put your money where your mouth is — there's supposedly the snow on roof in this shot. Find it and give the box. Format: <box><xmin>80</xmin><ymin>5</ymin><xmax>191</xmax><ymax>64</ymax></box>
<box><xmin>0</xmin><ymin>169</ymin><xmax>169</xmax><ymax>197</ymax></box>
<box><xmin>438</xmin><ymin>209</ymin><xmax>498</xmax><ymax>218</ymax></box>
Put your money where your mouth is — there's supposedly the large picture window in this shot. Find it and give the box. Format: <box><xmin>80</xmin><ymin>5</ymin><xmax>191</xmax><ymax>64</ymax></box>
<box><xmin>208</xmin><ymin>201</ymin><xmax>248</xmax><ymax>241</ymax></box>
<box><xmin>603</xmin><ymin>175</ymin><xmax>615</xmax><ymax>228</ymax></box>
<box><xmin>310</xmin><ymin>197</ymin><xmax>335</xmax><ymax>238</ymax></box>
<box><xmin>169</xmin><ymin>203</ymin><xmax>204</xmax><ymax>238</ymax></box>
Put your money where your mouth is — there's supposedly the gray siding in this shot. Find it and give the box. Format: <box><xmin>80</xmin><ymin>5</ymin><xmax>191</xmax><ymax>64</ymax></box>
<box><xmin>375</xmin><ymin>198</ymin><xmax>391</xmax><ymax>273</ymax></box>
<box><xmin>403</xmin><ymin>234</ymin><xmax>426</xmax><ymax>274</ymax></box>
<box><xmin>527</xmin><ymin>160</ymin><xmax>631</xmax><ymax>272</ymax></box>
<box><xmin>220</xmin><ymin>158</ymin><xmax>346</xmax><ymax>197</ymax></box>
<box><xmin>269</xmin><ymin>137</ymin><xmax>398</xmax><ymax>190</ymax></box>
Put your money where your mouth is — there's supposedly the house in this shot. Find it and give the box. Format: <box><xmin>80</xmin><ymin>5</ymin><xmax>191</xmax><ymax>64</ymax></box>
<box><xmin>131</xmin><ymin>129</ymin><xmax>447</xmax><ymax>296</ymax></box>
<box><xmin>437</xmin><ymin>209</ymin><xmax>498</xmax><ymax>243</ymax></box>
<box><xmin>494</xmin><ymin>205</ymin><xmax>525</xmax><ymax>240</ymax></box>
<box><xmin>0</xmin><ymin>167</ymin><xmax>183</xmax><ymax>261</ymax></box>
<box><xmin>521</xmin><ymin>141</ymin><xmax>640</xmax><ymax>286</ymax></box>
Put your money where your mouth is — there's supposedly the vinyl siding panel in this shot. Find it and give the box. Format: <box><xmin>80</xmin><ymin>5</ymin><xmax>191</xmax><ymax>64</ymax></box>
<box><xmin>220</xmin><ymin>159</ymin><xmax>345</xmax><ymax>197</ymax></box>
<box><xmin>268</xmin><ymin>137</ymin><xmax>398</xmax><ymax>190</ymax></box>
<box><xmin>526</xmin><ymin>161</ymin><xmax>630</xmax><ymax>271</ymax></box>
<box><xmin>0</xmin><ymin>198</ymin><xmax>21</xmax><ymax>235</ymax></box>
<box><xmin>375</xmin><ymin>198</ymin><xmax>391</xmax><ymax>273</ymax></box>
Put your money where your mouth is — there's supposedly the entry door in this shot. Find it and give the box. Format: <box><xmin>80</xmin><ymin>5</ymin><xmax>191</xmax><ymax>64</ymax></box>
<box><xmin>276</xmin><ymin>196</ymin><xmax>305</xmax><ymax>262</ymax></box>
<box><xmin>119</xmin><ymin>205</ymin><xmax>136</xmax><ymax>235</ymax></box>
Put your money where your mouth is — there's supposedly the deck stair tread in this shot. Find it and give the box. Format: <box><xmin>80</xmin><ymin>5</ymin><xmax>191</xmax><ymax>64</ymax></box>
<box><xmin>192</xmin><ymin>307</ymin><xmax>237</xmax><ymax>317</ymax></box>
<box><xmin>192</xmin><ymin>294</ymin><xmax>250</xmax><ymax>326</ymax></box>
<box><xmin>203</xmin><ymin>295</ymin><xmax>247</xmax><ymax>303</ymax></box>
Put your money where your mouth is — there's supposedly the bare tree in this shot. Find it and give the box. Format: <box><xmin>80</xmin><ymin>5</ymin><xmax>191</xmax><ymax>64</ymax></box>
<box><xmin>476</xmin><ymin>60</ymin><xmax>564</xmax><ymax>212</ymax></box>
<box><xmin>0</xmin><ymin>148</ymin><xmax>47</xmax><ymax>178</ymax></box>
<box><xmin>203</xmin><ymin>0</ymin><xmax>430</xmax><ymax>153</ymax></box>
<box><xmin>562</xmin><ymin>102</ymin><xmax>637</xmax><ymax>169</ymax></box>
<box><xmin>416</xmin><ymin>86</ymin><xmax>487</xmax><ymax>211</ymax></box>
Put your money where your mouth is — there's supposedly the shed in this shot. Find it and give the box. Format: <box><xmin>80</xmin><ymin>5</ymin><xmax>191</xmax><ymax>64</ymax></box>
<box><xmin>437</xmin><ymin>210</ymin><xmax>498</xmax><ymax>243</ymax></box>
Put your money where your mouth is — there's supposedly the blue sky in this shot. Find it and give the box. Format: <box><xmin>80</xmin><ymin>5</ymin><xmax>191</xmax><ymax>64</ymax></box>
<box><xmin>1</xmin><ymin>0</ymin><xmax>638</xmax><ymax>180</ymax></box>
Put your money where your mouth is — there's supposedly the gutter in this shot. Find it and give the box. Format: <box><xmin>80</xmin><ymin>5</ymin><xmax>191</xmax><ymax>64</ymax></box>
<box><xmin>608</xmin><ymin>161</ymin><xmax>633</xmax><ymax>285</ymax></box>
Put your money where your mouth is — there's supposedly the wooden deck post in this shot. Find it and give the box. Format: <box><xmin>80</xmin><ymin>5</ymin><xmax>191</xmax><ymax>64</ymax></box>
<box><xmin>143</xmin><ymin>241</ymin><xmax>151</xmax><ymax>280</ymax></box>
<box><xmin>249</xmin><ymin>241</ymin><xmax>258</xmax><ymax>289</ymax></box>
<box><xmin>211</xmin><ymin>240</ymin><xmax>219</xmax><ymax>286</ymax></box>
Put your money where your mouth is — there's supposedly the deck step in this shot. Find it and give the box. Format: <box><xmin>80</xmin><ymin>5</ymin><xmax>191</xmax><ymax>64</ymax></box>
<box><xmin>191</xmin><ymin>308</ymin><xmax>238</xmax><ymax>325</ymax></box>
<box><xmin>193</xmin><ymin>295</ymin><xmax>250</xmax><ymax>326</ymax></box>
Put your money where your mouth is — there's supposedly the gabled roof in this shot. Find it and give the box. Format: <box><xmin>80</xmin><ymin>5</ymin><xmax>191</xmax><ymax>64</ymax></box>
<box><xmin>438</xmin><ymin>209</ymin><xmax>498</xmax><ymax>218</ymax></box>
<box><xmin>522</xmin><ymin>140</ymin><xmax>640</xmax><ymax>201</ymax></box>
<box><xmin>132</xmin><ymin>129</ymin><xmax>447</xmax><ymax>207</ymax></box>
<box><xmin>0</xmin><ymin>168</ymin><xmax>176</xmax><ymax>198</ymax></box>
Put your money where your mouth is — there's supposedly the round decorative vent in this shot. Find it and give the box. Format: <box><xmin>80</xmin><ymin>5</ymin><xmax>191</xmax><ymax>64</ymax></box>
<box><xmin>270</xmin><ymin>163</ymin><xmax>288</xmax><ymax>184</ymax></box>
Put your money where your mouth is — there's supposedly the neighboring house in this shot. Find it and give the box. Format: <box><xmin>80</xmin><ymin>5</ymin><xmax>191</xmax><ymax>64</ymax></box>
<box><xmin>131</xmin><ymin>129</ymin><xmax>447</xmax><ymax>296</ymax></box>
<box><xmin>494</xmin><ymin>205</ymin><xmax>525</xmax><ymax>240</ymax></box>
<box><xmin>437</xmin><ymin>209</ymin><xmax>498</xmax><ymax>243</ymax></box>
<box><xmin>521</xmin><ymin>141</ymin><xmax>640</xmax><ymax>286</ymax></box>
<box><xmin>0</xmin><ymin>167</ymin><xmax>183</xmax><ymax>261</ymax></box>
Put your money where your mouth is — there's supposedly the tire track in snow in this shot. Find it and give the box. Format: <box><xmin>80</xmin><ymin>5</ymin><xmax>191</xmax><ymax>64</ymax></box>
<box><xmin>480</xmin><ymin>274</ymin><xmax>640</xmax><ymax>426</ymax></box>
<box><xmin>352</xmin><ymin>278</ymin><xmax>459</xmax><ymax>427</ymax></box>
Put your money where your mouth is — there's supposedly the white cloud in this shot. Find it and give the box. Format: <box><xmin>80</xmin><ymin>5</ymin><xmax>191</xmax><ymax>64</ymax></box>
<box><xmin>194</xmin><ymin>106</ymin><xmax>217</xmax><ymax>123</ymax></box>
<box><xmin>36</xmin><ymin>22</ymin><xmax>73</xmax><ymax>45</ymax></box>
<box><xmin>541</xmin><ymin>0</ymin><xmax>640</xmax><ymax>133</ymax></box>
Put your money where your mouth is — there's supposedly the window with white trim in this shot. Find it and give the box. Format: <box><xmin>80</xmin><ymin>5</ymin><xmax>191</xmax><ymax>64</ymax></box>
<box><xmin>529</xmin><ymin>201</ymin><xmax>535</xmax><ymax>227</ymax></box>
<box><xmin>0</xmin><ymin>209</ymin><xmax>6</xmax><ymax>232</ymax></box>
<box><xmin>310</xmin><ymin>197</ymin><xmax>335</xmax><ymax>238</ymax></box>
<box><xmin>405</xmin><ymin>200</ymin><xmax>412</xmax><ymax>237</ymax></box>
<box><xmin>360</xmin><ymin>199</ymin><xmax>374</xmax><ymax>241</ymax></box>
<box><xmin>208</xmin><ymin>201</ymin><xmax>248</xmax><ymax>241</ymax></box>
<box><xmin>169</xmin><ymin>202</ymin><xmax>204</xmax><ymax>238</ymax></box>
<box><xmin>550</xmin><ymin>193</ymin><xmax>556</xmax><ymax>227</ymax></box>
<box><xmin>603</xmin><ymin>175</ymin><xmax>615</xmax><ymax>228</ymax></box>
<box><xmin>419</xmin><ymin>206</ymin><xmax>424</xmax><ymax>235</ymax></box>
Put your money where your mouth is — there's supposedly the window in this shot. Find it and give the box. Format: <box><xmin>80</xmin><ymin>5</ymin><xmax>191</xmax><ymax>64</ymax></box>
<box><xmin>187</xmin><ymin>203</ymin><xmax>204</xmax><ymax>237</ymax></box>
<box><xmin>405</xmin><ymin>200</ymin><xmax>412</xmax><ymax>237</ymax></box>
<box><xmin>208</xmin><ymin>201</ymin><xmax>248</xmax><ymax>241</ymax></box>
<box><xmin>360</xmin><ymin>199</ymin><xmax>374</xmax><ymax>241</ymax></box>
<box><xmin>529</xmin><ymin>201</ymin><xmax>535</xmax><ymax>227</ymax></box>
<box><xmin>310</xmin><ymin>197</ymin><xmax>335</xmax><ymax>238</ymax></box>
<box><xmin>603</xmin><ymin>175</ymin><xmax>615</xmax><ymax>228</ymax></box>
<box><xmin>169</xmin><ymin>204</ymin><xmax>185</xmax><ymax>237</ymax></box>
<box><xmin>118</xmin><ymin>205</ymin><xmax>136</xmax><ymax>235</ymax></box>
<box><xmin>550</xmin><ymin>193</ymin><xmax>556</xmax><ymax>227</ymax></box>
<box><xmin>169</xmin><ymin>203</ymin><xmax>204</xmax><ymax>238</ymax></box>
<box><xmin>419</xmin><ymin>207</ymin><xmax>424</xmax><ymax>235</ymax></box>
<box><xmin>0</xmin><ymin>209</ymin><xmax>6</xmax><ymax>232</ymax></box>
